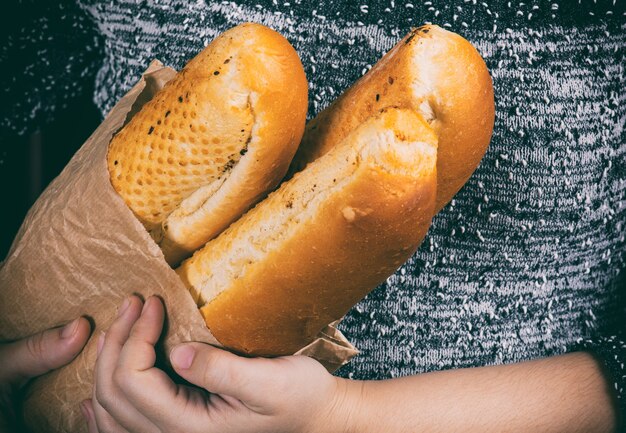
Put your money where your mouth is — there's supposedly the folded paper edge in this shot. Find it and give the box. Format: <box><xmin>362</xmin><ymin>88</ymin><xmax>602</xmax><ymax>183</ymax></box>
<box><xmin>294</xmin><ymin>321</ymin><xmax>359</xmax><ymax>373</ymax></box>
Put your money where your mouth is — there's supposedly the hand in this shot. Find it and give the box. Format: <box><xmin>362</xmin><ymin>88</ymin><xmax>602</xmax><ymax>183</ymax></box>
<box><xmin>83</xmin><ymin>295</ymin><xmax>353</xmax><ymax>433</ymax></box>
<box><xmin>0</xmin><ymin>317</ymin><xmax>91</xmax><ymax>432</ymax></box>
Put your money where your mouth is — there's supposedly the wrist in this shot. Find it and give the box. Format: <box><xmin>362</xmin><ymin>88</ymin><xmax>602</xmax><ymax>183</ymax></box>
<box><xmin>323</xmin><ymin>377</ymin><xmax>367</xmax><ymax>433</ymax></box>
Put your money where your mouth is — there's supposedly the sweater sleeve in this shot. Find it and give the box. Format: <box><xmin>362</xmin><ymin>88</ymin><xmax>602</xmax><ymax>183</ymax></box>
<box><xmin>573</xmin><ymin>334</ymin><xmax>626</xmax><ymax>430</ymax></box>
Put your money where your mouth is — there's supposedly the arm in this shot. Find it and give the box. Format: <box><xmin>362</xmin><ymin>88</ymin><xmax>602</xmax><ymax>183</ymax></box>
<box><xmin>85</xmin><ymin>296</ymin><xmax>618</xmax><ymax>433</ymax></box>
<box><xmin>337</xmin><ymin>352</ymin><xmax>618</xmax><ymax>433</ymax></box>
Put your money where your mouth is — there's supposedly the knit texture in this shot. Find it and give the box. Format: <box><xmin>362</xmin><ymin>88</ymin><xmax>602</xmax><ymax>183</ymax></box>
<box><xmin>4</xmin><ymin>0</ymin><xmax>626</xmax><ymax>423</ymax></box>
<box><xmin>0</xmin><ymin>0</ymin><xmax>102</xmax><ymax>136</ymax></box>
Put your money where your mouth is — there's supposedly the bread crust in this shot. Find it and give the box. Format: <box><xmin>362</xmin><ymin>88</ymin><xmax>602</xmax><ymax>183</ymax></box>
<box><xmin>289</xmin><ymin>24</ymin><xmax>495</xmax><ymax>212</ymax></box>
<box><xmin>177</xmin><ymin>108</ymin><xmax>437</xmax><ymax>355</ymax></box>
<box><xmin>108</xmin><ymin>23</ymin><xmax>308</xmax><ymax>265</ymax></box>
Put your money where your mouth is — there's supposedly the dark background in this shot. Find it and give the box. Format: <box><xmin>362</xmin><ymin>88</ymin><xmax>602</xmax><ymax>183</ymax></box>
<box><xmin>0</xmin><ymin>1</ymin><xmax>102</xmax><ymax>260</ymax></box>
<box><xmin>0</xmin><ymin>98</ymin><xmax>101</xmax><ymax>259</ymax></box>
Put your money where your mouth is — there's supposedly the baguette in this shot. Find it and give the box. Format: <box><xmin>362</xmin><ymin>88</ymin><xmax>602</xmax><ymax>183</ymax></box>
<box><xmin>108</xmin><ymin>23</ymin><xmax>308</xmax><ymax>265</ymax></box>
<box><xmin>177</xmin><ymin>108</ymin><xmax>437</xmax><ymax>356</ymax></box>
<box><xmin>289</xmin><ymin>24</ymin><xmax>495</xmax><ymax>212</ymax></box>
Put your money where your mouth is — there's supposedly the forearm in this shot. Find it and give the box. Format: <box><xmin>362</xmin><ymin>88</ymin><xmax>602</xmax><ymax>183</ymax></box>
<box><xmin>334</xmin><ymin>352</ymin><xmax>617</xmax><ymax>433</ymax></box>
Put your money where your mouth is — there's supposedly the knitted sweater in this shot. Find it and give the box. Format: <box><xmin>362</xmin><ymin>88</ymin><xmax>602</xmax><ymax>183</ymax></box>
<box><xmin>3</xmin><ymin>0</ymin><xmax>625</xmax><ymax>425</ymax></box>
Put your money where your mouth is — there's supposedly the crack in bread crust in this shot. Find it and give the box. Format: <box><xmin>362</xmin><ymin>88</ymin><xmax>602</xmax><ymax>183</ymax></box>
<box><xmin>108</xmin><ymin>23</ymin><xmax>309</xmax><ymax>265</ymax></box>
<box><xmin>177</xmin><ymin>108</ymin><xmax>438</xmax><ymax>355</ymax></box>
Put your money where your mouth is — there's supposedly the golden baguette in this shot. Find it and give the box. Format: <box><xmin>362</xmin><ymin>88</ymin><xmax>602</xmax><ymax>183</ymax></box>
<box><xmin>177</xmin><ymin>108</ymin><xmax>437</xmax><ymax>356</ymax></box>
<box><xmin>289</xmin><ymin>24</ymin><xmax>495</xmax><ymax>212</ymax></box>
<box><xmin>108</xmin><ymin>23</ymin><xmax>308</xmax><ymax>265</ymax></box>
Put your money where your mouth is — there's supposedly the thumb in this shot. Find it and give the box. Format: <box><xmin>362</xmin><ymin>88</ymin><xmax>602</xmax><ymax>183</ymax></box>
<box><xmin>170</xmin><ymin>343</ymin><xmax>275</xmax><ymax>403</ymax></box>
<box><xmin>0</xmin><ymin>317</ymin><xmax>91</xmax><ymax>385</ymax></box>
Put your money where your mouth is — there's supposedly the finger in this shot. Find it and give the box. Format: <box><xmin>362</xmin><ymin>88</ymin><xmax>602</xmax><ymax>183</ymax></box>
<box><xmin>117</xmin><ymin>296</ymin><xmax>164</xmax><ymax>372</ymax></box>
<box><xmin>92</xmin><ymin>338</ymin><xmax>127</xmax><ymax>433</ymax></box>
<box><xmin>92</xmin><ymin>403</ymin><xmax>130</xmax><ymax>433</ymax></box>
<box><xmin>116</xmin><ymin>296</ymin><xmax>178</xmax><ymax>401</ymax></box>
<box><xmin>0</xmin><ymin>317</ymin><xmax>90</xmax><ymax>385</ymax></box>
<box><xmin>113</xmin><ymin>297</ymin><xmax>204</xmax><ymax>428</ymax></box>
<box><xmin>91</xmin><ymin>357</ymin><xmax>131</xmax><ymax>433</ymax></box>
<box><xmin>94</xmin><ymin>296</ymin><xmax>160</xmax><ymax>433</ymax></box>
<box><xmin>80</xmin><ymin>400</ymin><xmax>100</xmax><ymax>433</ymax></box>
<box><xmin>170</xmin><ymin>342</ymin><xmax>279</xmax><ymax>406</ymax></box>
<box><xmin>95</xmin><ymin>295</ymin><xmax>143</xmax><ymax>400</ymax></box>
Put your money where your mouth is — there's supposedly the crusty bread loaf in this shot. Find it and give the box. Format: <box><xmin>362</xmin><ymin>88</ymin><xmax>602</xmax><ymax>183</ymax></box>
<box><xmin>289</xmin><ymin>24</ymin><xmax>495</xmax><ymax>212</ymax></box>
<box><xmin>108</xmin><ymin>23</ymin><xmax>308</xmax><ymax>265</ymax></box>
<box><xmin>177</xmin><ymin>108</ymin><xmax>437</xmax><ymax>356</ymax></box>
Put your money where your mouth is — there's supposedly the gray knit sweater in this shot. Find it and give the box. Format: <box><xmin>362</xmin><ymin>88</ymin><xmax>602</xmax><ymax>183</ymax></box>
<box><xmin>3</xmin><ymin>0</ymin><xmax>625</xmax><ymax>426</ymax></box>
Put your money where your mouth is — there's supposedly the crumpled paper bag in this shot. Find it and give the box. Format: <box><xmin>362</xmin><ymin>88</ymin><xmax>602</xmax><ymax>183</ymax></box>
<box><xmin>0</xmin><ymin>60</ymin><xmax>358</xmax><ymax>433</ymax></box>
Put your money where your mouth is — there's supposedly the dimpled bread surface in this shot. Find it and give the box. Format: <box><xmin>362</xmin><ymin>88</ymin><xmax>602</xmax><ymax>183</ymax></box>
<box><xmin>107</xmin><ymin>23</ymin><xmax>307</xmax><ymax>253</ymax></box>
<box><xmin>108</xmin><ymin>43</ymin><xmax>252</xmax><ymax>231</ymax></box>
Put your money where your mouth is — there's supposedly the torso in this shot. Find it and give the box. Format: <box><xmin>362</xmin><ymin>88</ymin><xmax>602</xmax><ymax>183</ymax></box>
<box><xmin>78</xmin><ymin>0</ymin><xmax>626</xmax><ymax>379</ymax></box>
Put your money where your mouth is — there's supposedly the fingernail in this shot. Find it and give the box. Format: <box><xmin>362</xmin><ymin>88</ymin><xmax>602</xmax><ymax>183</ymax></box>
<box><xmin>97</xmin><ymin>332</ymin><xmax>105</xmax><ymax>356</ymax></box>
<box><xmin>117</xmin><ymin>297</ymin><xmax>131</xmax><ymax>317</ymax></box>
<box><xmin>141</xmin><ymin>296</ymin><xmax>153</xmax><ymax>315</ymax></box>
<box><xmin>61</xmin><ymin>318</ymin><xmax>80</xmax><ymax>339</ymax></box>
<box><xmin>171</xmin><ymin>345</ymin><xmax>195</xmax><ymax>370</ymax></box>
<box><xmin>79</xmin><ymin>401</ymin><xmax>91</xmax><ymax>421</ymax></box>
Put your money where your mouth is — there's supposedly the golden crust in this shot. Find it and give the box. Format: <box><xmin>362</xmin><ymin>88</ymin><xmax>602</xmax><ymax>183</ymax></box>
<box><xmin>289</xmin><ymin>24</ymin><xmax>495</xmax><ymax>212</ymax></box>
<box><xmin>178</xmin><ymin>108</ymin><xmax>437</xmax><ymax>355</ymax></box>
<box><xmin>108</xmin><ymin>23</ymin><xmax>308</xmax><ymax>265</ymax></box>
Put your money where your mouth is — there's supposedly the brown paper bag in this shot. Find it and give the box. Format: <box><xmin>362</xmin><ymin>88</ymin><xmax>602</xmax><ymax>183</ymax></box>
<box><xmin>0</xmin><ymin>60</ymin><xmax>358</xmax><ymax>433</ymax></box>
